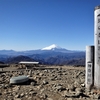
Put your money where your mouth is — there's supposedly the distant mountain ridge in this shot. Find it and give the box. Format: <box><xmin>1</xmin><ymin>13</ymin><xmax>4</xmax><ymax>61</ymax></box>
<box><xmin>0</xmin><ymin>44</ymin><xmax>85</xmax><ymax>65</ymax></box>
<box><xmin>0</xmin><ymin>44</ymin><xmax>84</xmax><ymax>55</ymax></box>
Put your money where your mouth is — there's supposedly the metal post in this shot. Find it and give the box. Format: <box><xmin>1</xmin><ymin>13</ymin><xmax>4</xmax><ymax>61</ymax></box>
<box><xmin>94</xmin><ymin>6</ymin><xmax>100</xmax><ymax>88</ymax></box>
<box><xmin>85</xmin><ymin>46</ymin><xmax>94</xmax><ymax>89</ymax></box>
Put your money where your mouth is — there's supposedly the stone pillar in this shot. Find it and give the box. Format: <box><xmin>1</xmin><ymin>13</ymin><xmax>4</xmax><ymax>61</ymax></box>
<box><xmin>94</xmin><ymin>6</ymin><xmax>100</xmax><ymax>88</ymax></box>
<box><xmin>85</xmin><ymin>46</ymin><xmax>94</xmax><ymax>89</ymax></box>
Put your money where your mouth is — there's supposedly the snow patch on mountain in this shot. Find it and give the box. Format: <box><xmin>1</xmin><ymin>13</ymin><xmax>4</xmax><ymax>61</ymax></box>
<box><xmin>41</xmin><ymin>44</ymin><xmax>61</xmax><ymax>50</ymax></box>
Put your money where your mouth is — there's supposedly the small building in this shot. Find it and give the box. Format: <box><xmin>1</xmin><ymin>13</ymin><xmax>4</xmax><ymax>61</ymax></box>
<box><xmin>19</xmin><ymin>61</ymin><xmax>39</xmax><ymax>65</ymax></box>
<box><xmin>19</xmin><ymin>61</ymin><xmax>39</xmax><ymax>68</ymax></box>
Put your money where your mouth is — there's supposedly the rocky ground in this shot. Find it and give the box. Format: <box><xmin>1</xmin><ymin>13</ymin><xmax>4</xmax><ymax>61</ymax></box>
<box><xmin>0</xmin><ymin>65</ymin><xmax>99</xmax><ymax>100</ymax></box>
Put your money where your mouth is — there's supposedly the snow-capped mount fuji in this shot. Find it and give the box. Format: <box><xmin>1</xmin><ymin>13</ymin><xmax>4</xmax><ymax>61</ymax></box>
<box><xmin>41</xmin><ymin>44</ymin><xmax>61</xmax><ymax>50</ymax></box>
<box><xmin>41</xmin><ymin>44</ymin><xmax>73</xmax><ymax>53</ymax></box>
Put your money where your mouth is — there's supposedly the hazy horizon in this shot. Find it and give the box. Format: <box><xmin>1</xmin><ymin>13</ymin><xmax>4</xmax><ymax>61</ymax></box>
<box><xmin>0</xmin><ymin>44</ymin><xmax>85</xmax><ymax>51</ymax></box>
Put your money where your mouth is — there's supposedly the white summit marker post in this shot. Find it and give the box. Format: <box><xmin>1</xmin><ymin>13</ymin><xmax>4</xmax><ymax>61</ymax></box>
<box><xmin>94</xmin><ymin>6</ymin><xmax>100</xmax><ymax>88</ymax></box>
<box><xmin>85</xmin><ymin>46</ymin><xmax>94</xmax><ymax>89</ymax></box>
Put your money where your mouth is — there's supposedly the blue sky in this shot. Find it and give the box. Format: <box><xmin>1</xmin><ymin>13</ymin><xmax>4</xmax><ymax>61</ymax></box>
<box><xmin>0</xmin><ymin>0</ymin><xmax>100</xmax><ymax>51</ymax></box>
